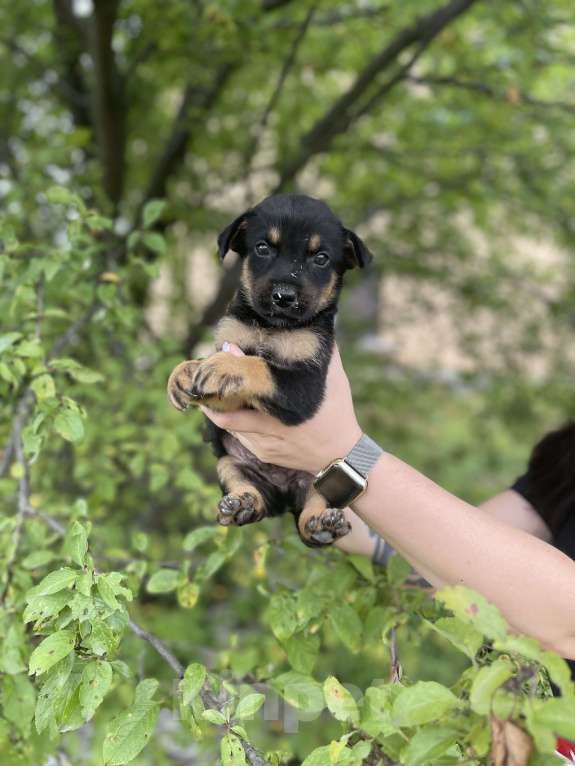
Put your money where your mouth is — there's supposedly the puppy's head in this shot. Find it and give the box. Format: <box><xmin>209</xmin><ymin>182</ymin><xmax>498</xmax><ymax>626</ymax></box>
<box><xmin>217</xmin><ymin>193</ymin><xmax>372</xmax><ymax>326</ymax></box>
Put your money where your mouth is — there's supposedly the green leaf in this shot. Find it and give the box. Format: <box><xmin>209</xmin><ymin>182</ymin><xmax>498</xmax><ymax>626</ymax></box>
<box><xmin>1</xmin><ymin>625</ymin><xmax>27</xmax><ymax>674</ymax></box>
<box><xmin>84</xmin><ymin>621</ymin><xmax>118</xmax><ymax>656</ymax></box>
<box><xmin>436</xmin><ymin>586</ymin><xmax>508</xmax><ymax>641</ymax></box>
<box><xmin>267</xmin><ymin>593</ymin><xmax>298</xmax><ymax>641</ymax></box>
<box><xmin>360</xmin><ymin>685</ymin><xmax>401</xmax><ymax>737</ymax></box>
<box><xmin>180</xmin><ymin>663</ymin><xmax>206</xmax><ymax>705</ymax></box>
<box><xmin>221</xmin><ymin>733</ymin><xmax>247</xmax><ymax>766</ymax></box>
<box><xmin>21</xmin><ymin>550</ymin><xmax>56</xmax><ymax>570</ymax></box>
<box><xmin>182</xmin><ymin>526</ymin><xmax>219</xmax><ymax>552</ymax></box>
<box><xmin>62</xmin><ymin>520</ymin><xmax>89</xmax><ymax>567</ymax></box>
<box><xmin>142</xmin><ymin>199</ymin><xmax>167</xmax><ymax>229</ymax></box>
<box><xmin>235</xmin><ymin>693</ymin><xmax>265</xmax><ymax>721</ymax></box>
<box><xmin>142</xmin><ymin>232</ymin><xmax>166</xmax><ymax>256</ymax></box>
<box><xmin>469</xmin><ymin>658</ymin><xmax>514</xmax><ymax>715</ymax></box>
<box><xmin>0</xmin><ymin>332</ymin><xmax>22</xmax><ymax>354</ymax></box>
<box><xmin>29</xmin><ymin>629</ymin><xmax>76</xmax><ymax>676</ymax></box>
<box><xmin>103</xmin><ymin>680</ymin><xmax>159</xmax><ymax>765</ymax></box>
<box><xmin>387</xmin><ymin>554</ymin><xmax>412</xmax><ymax>585</ymax></box>
<box><xmin>392</xmin><ymin>682</ymin><xmax>459</xmax><ymax>727</ymax></box>
<box><xmin>328</xmin><ymin>604</ymin><xmax>362</xmax><ymax>653</ymax></box>
<box><xmin>97</xmin><ymin>575</ymin><xmax>120</xmax><ymax>611</ymax></box>
<box><xmin>402</xmin><ymin>726</ymin><xmax>459</xmax><ymax>766</ymax></box>
<box><xmin>146</xmin><ymin>569</ymin><xmax>179</xmax><ymax>594</ymax></box>
<box><xmin>24</xmin><ymin>590</ymin><xmax>72</xmax><ymax>624</ymax></box>
<box><xmin>323</xmin><ymin>676</ymin><xmax>359</xmax><ymax>725</ymax></box>
<box><xmin>79</xmin><ymin>660</ymin><xmax>113</xmax><ymax>721</ymax></box>
<box><xmin>1</xmin><ymin>675</ymin><xmax>36</xmax><ymax>737</ymax></box>
<box><xmin>426</xmin><ymin>616</ymin><xmax>484</xmax><ymax>660</ymax></box>
<box><xmin>202</xmin><ymin>708</ymin><xmax>226</xmax><ymax>725</ymax></box>
<box><xmin>31</xmin><ymin>373</ymin><xmax>56</xmax><ymax>400</ymax></box>
<box><xmin>54</xmin><ymin>408</ymin><xmax>85</xmax><ymax>442</ymax></box>
<box><xmin>34</xmin><ymin>653</ymin><xmax>75</xmax><ymax>733</ymax></box>
<box><xmin>348</xmin><ymin>554</ymin><xmax>375</xmax><ymax>582</ymax></box>
<box><xmin>27</xmin><ymin>567</ymin><xmax>78</xmax><ymax>598</ymax></box>
<box><xmin>301</xmin><ymin>746</ymin><xmax>332</xmax><ymax>766</ymax></box>
<box><xmin>271</xmin><ymin>672</ymin><xmax>324</xmax><ymax>714</ymax></box>
<box><xmin>529</xmin><ymin>697</ymin><xmax>575</xmax><ymax>740</ymax></box>
<box><xmin>284</xmin><ymin>633</ymin><xmax>320</xmax><ymax>674</ymax></box>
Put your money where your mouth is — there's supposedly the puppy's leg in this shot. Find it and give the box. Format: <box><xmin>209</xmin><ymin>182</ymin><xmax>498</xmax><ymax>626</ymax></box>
<box><xmin>216</xmin><ymin>456</ymin><xmax>267</xmax><ymax>527</ymax></box>
<box><xmin>187</xmin><ymin>352</ymin><xmax>276</xmax><ymax>412</ymax></box>
<box><xmin>296</xmin><ymin>487</ymin><xmax>351</xmax><ymax>548</ymax></box>
<box><xmin>167</xmin><ymin>360</ymin><xmax>202</xmax><ymax>411</ymax></box>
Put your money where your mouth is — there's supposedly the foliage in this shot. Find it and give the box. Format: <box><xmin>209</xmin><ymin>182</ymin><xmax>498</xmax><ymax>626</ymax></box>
<box><xmin>1</xmin><ymin>0</ymin><xmax>575</xmax><ymax>764</ymax></box>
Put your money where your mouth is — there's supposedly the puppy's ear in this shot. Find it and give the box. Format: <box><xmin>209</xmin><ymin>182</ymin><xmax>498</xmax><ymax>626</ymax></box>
<box><xmin>343</xmin><ymin>228</ymin><xmax>373</xmax><ymax>269</ymax></box>
<box><xmin>217</xmin><ymin>212</ymin><xmax>249</xmax><ymax>260</ymax></box>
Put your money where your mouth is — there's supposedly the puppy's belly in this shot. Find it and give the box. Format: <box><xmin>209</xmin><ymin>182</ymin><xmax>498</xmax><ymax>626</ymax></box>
<box><xmin>222</xmin><ymin>433</ymin><xmax>311</xmax><ymax>505</ymax></box>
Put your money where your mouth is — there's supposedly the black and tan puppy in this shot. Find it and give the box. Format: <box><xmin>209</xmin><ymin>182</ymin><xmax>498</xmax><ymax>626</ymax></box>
<box><xmin>167</xmin><ymin>193</ymin><xmax>371</xmax><ymax>546</ymax></box>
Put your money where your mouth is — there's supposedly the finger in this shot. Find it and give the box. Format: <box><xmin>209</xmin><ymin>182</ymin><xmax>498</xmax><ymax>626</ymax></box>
<box><xmin>221</xmin><ymin>341</ymin><xmax>245</xmax><ymax>357</ymax></box>
<box><xmin>200</xmin><ymin>405</ymin><xmax>279</xmax><ymax>435</ymax></box>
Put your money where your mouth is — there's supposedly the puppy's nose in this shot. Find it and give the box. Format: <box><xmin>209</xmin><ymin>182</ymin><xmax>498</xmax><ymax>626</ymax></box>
<box><xmin>271</xmin><ymin>283</ymin><xmax>297</xmax><ymax>308</ymax></box>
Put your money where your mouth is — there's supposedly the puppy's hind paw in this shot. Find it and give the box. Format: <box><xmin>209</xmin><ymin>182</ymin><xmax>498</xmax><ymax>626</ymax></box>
<box><xmin>300</xmin><ymin>508</ymin><xmax>351</xmax><ymax>548</ymax></box>
<box><xmin>217</xmin><ymin>491</ymin><xmax>265</xmax><ymax>527</ymax></box>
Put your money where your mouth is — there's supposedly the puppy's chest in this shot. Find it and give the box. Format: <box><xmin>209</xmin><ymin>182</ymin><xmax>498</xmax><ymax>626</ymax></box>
<box><xmin>214</xmin><ymin>316</ymin><xmax>323</xmax><ymax>368</ymax></box>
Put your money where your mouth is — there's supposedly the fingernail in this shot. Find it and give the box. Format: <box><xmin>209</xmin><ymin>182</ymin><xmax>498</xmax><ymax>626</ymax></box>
<box><xmin>222</xmin><ymin>341</ymin><xmax>231</xmax><ymax>352</ymax></box>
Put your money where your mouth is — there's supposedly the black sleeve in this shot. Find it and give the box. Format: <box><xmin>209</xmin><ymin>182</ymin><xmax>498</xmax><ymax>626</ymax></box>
<box><xmin>510</xmin><ymin>473</ymin><xmax>530</xmax><ymax>499</ymax></box>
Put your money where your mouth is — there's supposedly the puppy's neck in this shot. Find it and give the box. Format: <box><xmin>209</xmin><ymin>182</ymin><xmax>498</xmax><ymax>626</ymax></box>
<box><xmin>214</xmin><ymin>290</ymin><xmax>335</xmax><ymax>368</ymax></box>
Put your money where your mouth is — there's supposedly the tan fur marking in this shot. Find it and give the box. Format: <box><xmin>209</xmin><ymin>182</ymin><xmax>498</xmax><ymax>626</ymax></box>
<box><xmin>297</xmin><ymin>487</ymin><xmax>328</xmax><ymax>536</ymax></box>
<box><xmin>308</xmin><ymin>233</ymin><xmax>321</xmax><ymax>251</ymax></box>
<box><xmin>217</xmin><ymin>456</ymin><xmax>262</xmax><ymax>498</ymax></box>
<box><xmin>268</xmin><ymin>226</ymin><xmax>281</xmax><ymax>244</ymax></box>
<box><xmin>191</xmin><ymin>351</ymin><xmax>275</xmax><ymax>408</ymax></box>
<box><xmin>318</xmin><ymin>271</ymin><xmax>337</xmax><ymax>311</ymax></box>
<box><xmin>215</xmin><ymin>317</ymin><xmax>321</xmax><ymax>365</ymax></box>
<box><xmin>216</xmin><ymin>457</ymin><xmax>265</xmax><ymax>517</ymax></box>
<box><xmin>240</xmin><ymin>261</ymin><xmax>255</xmax><ymax>308</ymax></box>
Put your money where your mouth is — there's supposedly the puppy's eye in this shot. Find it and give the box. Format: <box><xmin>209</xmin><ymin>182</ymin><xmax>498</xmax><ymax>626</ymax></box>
<box><xmin>255</xmin><ymin>241</ymin><xmax>271</xmax><ymax>257</ymax></box>
<box><xmin>313</xmin><ymin>252</ymin><xmax>330</xmax><ymax>267</ymax></box>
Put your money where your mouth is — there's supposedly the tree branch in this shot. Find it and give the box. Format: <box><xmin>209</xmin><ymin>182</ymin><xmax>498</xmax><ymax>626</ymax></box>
<box><xmin>276</xmin><ymin>0</ymin><xmax>481</xmax><ymax>187</ymax></box>
<box><xmin>52</xmin><ymin>0</ymin><xmax>92</xmax><ymax>131</ymax></box>
<box><xmin>406</xmin><ymin>74</ymin><xmax>575</xmax><ymax>114</ymax></box>
<box><xmin>90</xmin><ymin>0</ymin><xmax>125</xmax><ymax>208</ymax></box>
<box><xmin>135</xmin><ymin>63</ymin><xmax>238</xmax><ymax>227</ymax></box>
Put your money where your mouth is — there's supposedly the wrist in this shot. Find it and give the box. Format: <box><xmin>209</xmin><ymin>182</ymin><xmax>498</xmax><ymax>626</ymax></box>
<box><xmin>312</xmin><ymin>424</ymin><xmax>362</xmax><ymax>474</ymax></box>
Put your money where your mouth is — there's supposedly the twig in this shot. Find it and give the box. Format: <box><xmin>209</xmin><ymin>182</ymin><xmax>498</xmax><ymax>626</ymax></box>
<box><xmin>389</xmin><ymin>627</ymin><xmax>402</xmax><ymax>684</ymax></box>
<box><xmin>406</xmin><ymin>74</ymin><xmax>575</xmax><ymax>114</ymax></box>
<box><xmin>126</xmin><ymin>618</ymin><xmax>273</xmax><ymax>766</ymax></box>
<box><xmin>127</xmin><ymin>618</ymin><xmax>185</xmax><ymax>677</ymax></box>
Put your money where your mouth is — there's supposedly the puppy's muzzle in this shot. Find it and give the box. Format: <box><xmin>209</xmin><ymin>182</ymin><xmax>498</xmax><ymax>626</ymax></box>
<box><xmin>271</xmin><ymin>282</ymin><xmax>298</xmax><ymax>309</ymax></box>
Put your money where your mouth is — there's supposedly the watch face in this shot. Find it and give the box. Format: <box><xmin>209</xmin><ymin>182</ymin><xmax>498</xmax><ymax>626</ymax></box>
<box><xmin>314</xmin><ymin>461</ymin><xmax>366</xmax><ymax>508</ymax></box>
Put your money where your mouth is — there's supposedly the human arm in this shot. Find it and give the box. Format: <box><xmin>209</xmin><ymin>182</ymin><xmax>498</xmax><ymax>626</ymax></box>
<box><xmin>203</xmin><ymin>345</ymin><xmax>575</xmax><ymax>658</ymax></box>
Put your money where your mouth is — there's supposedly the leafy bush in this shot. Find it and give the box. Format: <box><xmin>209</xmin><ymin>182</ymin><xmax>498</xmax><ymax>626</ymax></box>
<box><xmin>1</xmin><ymin>196</ymin><xmax>574</xmax><ymax>766</ymax></box>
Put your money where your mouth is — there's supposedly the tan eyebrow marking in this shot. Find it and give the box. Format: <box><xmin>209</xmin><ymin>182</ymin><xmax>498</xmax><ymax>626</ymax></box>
<box><xmin>308</xmin><ymin>233</ymin><xmax>321</xmax><ymax>251</ymax></box>
<box><xmin>268</xmin><ymin>226</ymin><xmax>281</xmax><ymax>244</ymax></box>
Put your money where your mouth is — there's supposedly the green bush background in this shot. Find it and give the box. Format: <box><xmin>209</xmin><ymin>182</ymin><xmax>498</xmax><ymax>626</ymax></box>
<box><xmin>1</xmin><ymin>1</ymin><xmax>574</xmax><ymax>764</ymax></box>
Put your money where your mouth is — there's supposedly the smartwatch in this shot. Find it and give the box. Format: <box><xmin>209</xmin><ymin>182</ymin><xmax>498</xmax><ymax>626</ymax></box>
<box><xmin>313</xmin><ymin>434</ymin><xmax>383</xmax><ymax>508</ymax></box>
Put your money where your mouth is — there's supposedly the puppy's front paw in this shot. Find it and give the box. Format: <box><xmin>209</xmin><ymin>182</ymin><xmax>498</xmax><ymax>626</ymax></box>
<box><xmin>167</xmin><ymin>360</ymin><xmax>201</xmax><ymax>411</ymax></box>
<box><xmin>191</xmin><ymin>354</ymin><xmax>245</xmax><ymax>401</ymax></box>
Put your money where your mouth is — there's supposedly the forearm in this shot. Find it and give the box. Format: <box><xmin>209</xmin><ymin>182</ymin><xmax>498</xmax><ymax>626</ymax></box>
<box><xmin>351</xmin><ymin>452</ymin><xmax>575</xmax><ymax>657</ymax></box>
<box><xmin>335</xmin><ymin>508</ymin><xmax>443</xmax><ymax>588</ymax></box>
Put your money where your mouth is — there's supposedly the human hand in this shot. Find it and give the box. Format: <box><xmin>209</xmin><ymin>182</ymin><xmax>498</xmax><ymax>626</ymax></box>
<box><xmin>200</xmin><ymin>342</ymin><xmax>362</xmax><ymax>474</ymax></box>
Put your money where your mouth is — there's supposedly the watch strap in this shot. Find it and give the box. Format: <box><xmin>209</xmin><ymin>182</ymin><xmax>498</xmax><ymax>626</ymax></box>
<box><xmin>344</xmin><ymin>434</ymin><xmax>383</xmax><ymax>478</ymax></box>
